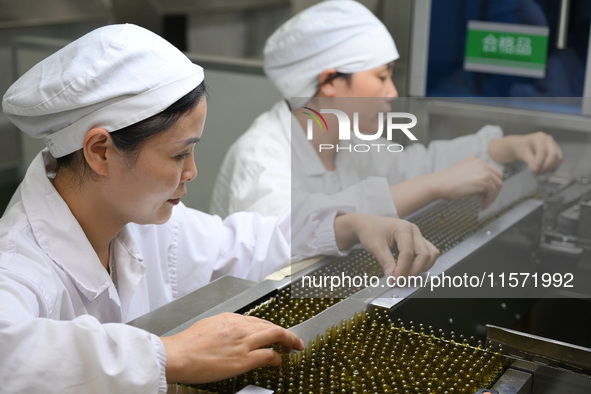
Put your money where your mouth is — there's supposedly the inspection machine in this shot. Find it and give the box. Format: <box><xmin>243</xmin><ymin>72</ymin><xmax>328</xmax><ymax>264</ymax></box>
<box><xmin>128</xmin><ymin>1</ymin><xmax>591</xmax><ymax>390</ymax></box>
<box><xmin>130</xmin><ymin>164</ymin><xmax>591</xmax><ymax>393</ymax></box>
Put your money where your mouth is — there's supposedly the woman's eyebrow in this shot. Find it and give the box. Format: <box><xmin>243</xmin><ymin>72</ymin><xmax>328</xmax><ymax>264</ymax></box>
<box><xmin>178</xmin><ymin>137</ymin><xmax>201</xmax><ymax>145</ymax></box>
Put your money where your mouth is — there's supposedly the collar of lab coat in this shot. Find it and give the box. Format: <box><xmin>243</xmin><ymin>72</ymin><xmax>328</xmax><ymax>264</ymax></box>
<box><xmin>21</xmin><ymin>150</ymin><xmax>146</xmax><ymax>304</ymax></box>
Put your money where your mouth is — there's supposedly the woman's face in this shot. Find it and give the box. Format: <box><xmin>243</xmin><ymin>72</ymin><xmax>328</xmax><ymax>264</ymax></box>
<box><xmin>334</xmin><ymin>64</ymin><xmax>398</xmax><ymax>99</ymax></box>
<box><xmin>330</xmin><ymin>64</ymin><xmax>398</xmax><ymax>133</ymax></box>
<box><xmin>106</xmin><ymin>99</ymin><xmax>206</xmax><ymax>225</ymax></box>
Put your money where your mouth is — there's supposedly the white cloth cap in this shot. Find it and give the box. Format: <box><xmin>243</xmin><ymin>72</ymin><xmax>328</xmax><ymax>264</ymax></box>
<box><xmin>264</xmin><ymin>0</ymin><xmax>399</xmax><ymax>100</ymax></box>
<box><xmin>2</xmin><ymin>24</ymin><xmax>204</xmax><ymax>158</ymax></box>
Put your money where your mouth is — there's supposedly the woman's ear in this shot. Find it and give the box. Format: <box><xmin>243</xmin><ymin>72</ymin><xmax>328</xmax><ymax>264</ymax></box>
<box><xmin>83</xmin><ymin>128</ymin><xmax>112</xmax><ymax>176</ymax></box>
<box><xmin>317</xmin><ymin>68</ymin><xmax>338</xmax><ymax>97</ymax></box>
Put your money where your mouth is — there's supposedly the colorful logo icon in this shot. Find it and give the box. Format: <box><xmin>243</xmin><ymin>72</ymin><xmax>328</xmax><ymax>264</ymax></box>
<box><xmin>302</xmin><ymin>107</ymin><xmax>328</xmax><ymax>131</ymax></box>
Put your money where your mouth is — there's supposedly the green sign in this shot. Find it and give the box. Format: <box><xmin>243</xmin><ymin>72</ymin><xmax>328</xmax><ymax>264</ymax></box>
<box><xmin>465</xmin><ymin>21</ymin><xmax>549</xmax><ymax>78</ymax></box>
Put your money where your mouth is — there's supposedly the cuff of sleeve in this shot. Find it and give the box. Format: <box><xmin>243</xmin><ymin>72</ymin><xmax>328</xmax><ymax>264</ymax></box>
<box><xmin>291</xmin><ymin>193</ymin><xmax>358</xmax><ymax>260</ymax></box>
<box><xmin>150</xmin><ymin>334</ymin><xmax>168</xmax><ymax>394</ymax></box>
<box><xmin>477</xmin><ymin>125</ymin><xmax>504</xmax><ymax>168</ymax></box>
<box><xmin>317</xmin><ymin>209</ymin><xmax>355</xmax><ymax>257</ymax></box>
<box><xmin>366</xmin><ymin>177</ymin><xmax>398</xmax><ymax>218</ymax></box>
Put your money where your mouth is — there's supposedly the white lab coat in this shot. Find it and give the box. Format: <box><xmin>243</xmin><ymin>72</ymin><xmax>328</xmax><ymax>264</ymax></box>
<box><xmin>0</xmin><ymin>150</ymin><xmax>351</xmax><ymax>393</ymax></box>
<box><xmin>211</xmin><ymin>100</ymin><xmax>504</xmax><ymax>218</ymax></box>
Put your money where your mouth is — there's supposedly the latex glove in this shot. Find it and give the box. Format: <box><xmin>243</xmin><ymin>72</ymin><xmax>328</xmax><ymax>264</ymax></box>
<box><xmin>435</xmin><ymin>156</ymin><xmax>504</xmax><ymax>210</ymax></box>
<box><xmin>489</xmin><ymin>131</ymin><xmax>563</xmax><ymax>175</ymax></box>
<box><xmin>334</xmin><ymin>213</ymin><xmax>439</xmax><ymax>277</ymax></box>
<box><xmin>161</xmin><ymin>313</ymin><xmax>304</xmax><ymax>384</ymax></box>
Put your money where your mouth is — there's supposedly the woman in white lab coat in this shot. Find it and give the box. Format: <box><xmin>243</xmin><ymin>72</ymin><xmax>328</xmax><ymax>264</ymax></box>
<box><xmin>0</xmin><ymin>24</ymin><xmax>438</xmax><ymax>393</ymax></box>
<box><xmin>211</xmin><ymin>0</ymin><xmax>563</xmax><ymax>219</ymax></box>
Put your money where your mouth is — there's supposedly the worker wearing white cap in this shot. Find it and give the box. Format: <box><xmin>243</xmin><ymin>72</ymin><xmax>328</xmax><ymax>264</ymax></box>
<box><xmin>211</xmin><ymin>0</ymin><xmax>563</xmax><ymax>219</ymax></box>
<box><xmin>0</xmin><ymin>23</ymin><xmax>438</xmax><ymax>392</ymax></box>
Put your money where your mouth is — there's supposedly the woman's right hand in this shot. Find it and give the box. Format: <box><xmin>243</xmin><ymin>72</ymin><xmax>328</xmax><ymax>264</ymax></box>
<box><xmin>334</xmin><ymin>213</ymin><xmax>439</xmax><ymax>277</ymax></box>
<box><xmin>161</xmin><ymin>313</ymin><xmax>304</xmax><ymax>384</ymax></box>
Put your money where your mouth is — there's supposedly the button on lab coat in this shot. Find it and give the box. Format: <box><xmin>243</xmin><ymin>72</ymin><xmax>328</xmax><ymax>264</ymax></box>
<box><xmin>211</xmin><ymin>100</ymin><xmax>504</xmax><ymax>218</ymax></box>
<box><xmin>0</xmin><ymin>150</ymin><xmax>350</xmax><ymax>393</ymax></box>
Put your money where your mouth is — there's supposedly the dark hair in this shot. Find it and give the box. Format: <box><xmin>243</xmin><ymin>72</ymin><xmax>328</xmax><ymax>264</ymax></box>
<box><xmin>320</xmin><ymin>71</ymin><xmax>352</xmax><ymax>88</ymax></box>
<box><xmin>110</xmin><ymin>82</ymin><xmax>207</xmax><ymax>156</ymax></box>
<box><xmin>56</xmin><ymin>82</ymin><xmax>207</xmax><ymax>178</ymax></box>
<box><xmin>318</xmin><ymin>61</ymin><xmax>395</xmax><ymax>90</ymax></box>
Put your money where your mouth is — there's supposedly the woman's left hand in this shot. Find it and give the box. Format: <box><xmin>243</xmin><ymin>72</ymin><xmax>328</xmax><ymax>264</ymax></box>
<box><xmin>489</xmin><ymin>131</ymin><xmax>563</xmax><ymax>174</ymax></box>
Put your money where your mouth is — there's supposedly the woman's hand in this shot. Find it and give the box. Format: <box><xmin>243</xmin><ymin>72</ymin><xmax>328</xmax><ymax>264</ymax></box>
<box><xmin>489</xmin><ymin>131</ymin><xmax>563</xmax><ymax>174</ymax></box>
<box><xmin>389</xmin><ymin>157</ymin><xmax>503</xmax><ymax>217</ymax></box>
<box><xmin>334</xmin><ymin>213</ymin><xmax>439</xmax><ymax>277</ymax></box>
<box><xmin>435</xmin><ymin>156</ymin><xmax>504</xmax><ymax>210</ymax></box>
<box><xmin>161</xmin><ymin>313</ymin><xmax>304</xmax><ymax>384</ymax></box>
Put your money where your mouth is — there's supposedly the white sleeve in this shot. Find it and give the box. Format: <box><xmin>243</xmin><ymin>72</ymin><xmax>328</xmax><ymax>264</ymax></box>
<box><xmin>167</xmin><ymin>204</ymin><xmax>291</xmax><ymax>284</ymax></box>
<box><xmin>171</xmin><ymin>198</ymin><xmax>356</xmax><ymax>286</ymax></box>
<box><xmin>293</xmin><ymin>176</ymin><xmax>398</xmax><ymax>218</ymax></box>
<box><xmin>290</xmin><ymin>194</ymin><xmax>357</xmax><ymax>260</ymax></box>
<box><xmin>0</xmin><ymin>272</ymin><xmax>167</xmax><ymax>394</ymax></box>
